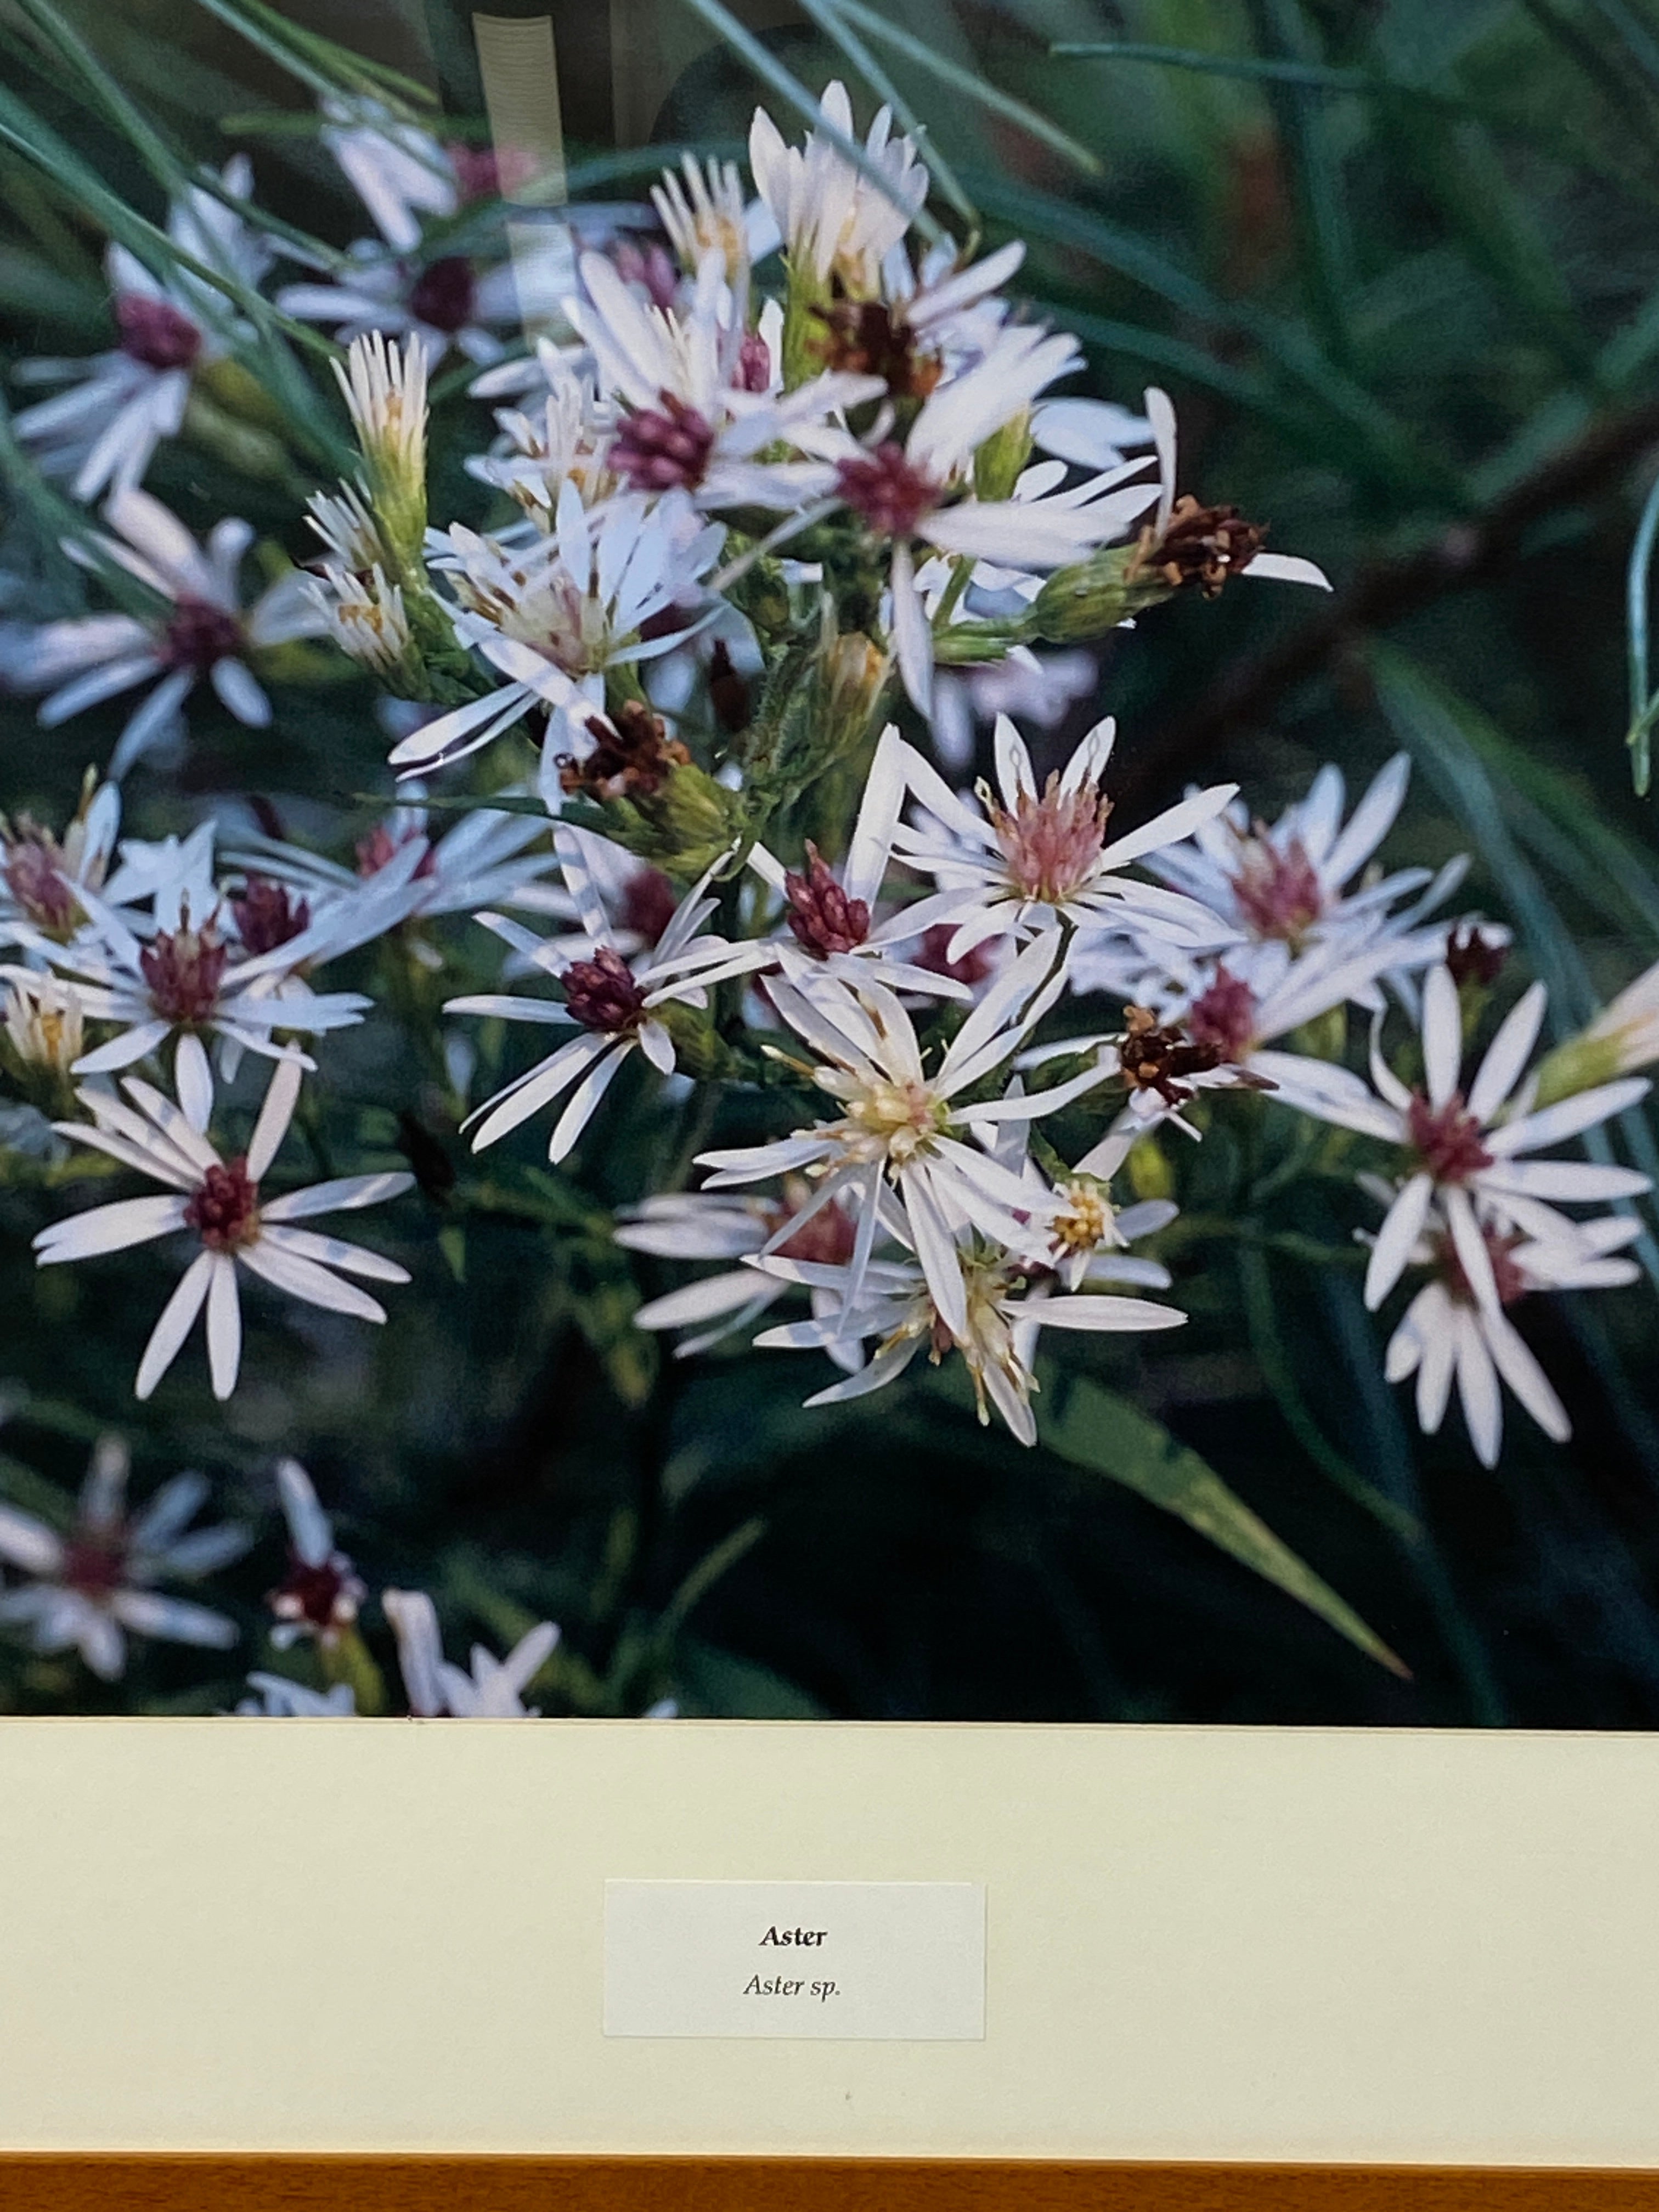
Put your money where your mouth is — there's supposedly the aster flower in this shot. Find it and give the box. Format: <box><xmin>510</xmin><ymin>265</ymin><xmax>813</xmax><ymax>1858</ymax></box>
<box><xmin>467</xmin><ymin>351</ymin><xmax>620</xmax><ymax>526</ymax></box>
<box><xmin>0</xmin><ymin>773</ymin><xmax>121</xmax><ymax>950</ymax></box>
<box><xmin>2</xmin><ymin>968</ymin><xmax>87</xmax><ymax>1085</ymax></box>
<box><xmin>751</xmin><ymin>1229</ymin><xmax>1184</xmax><ymax>1447</ymax></box>
<box><xmin>11</xmin><ymin>157</ymin><xmax>270</xmax><ymax>501</ymax></box>
<box><xmin>15</xmin><ymin>885</ymin><xmax>375</xmax><ymax>1080</ymax></box>
<box><xmin>696</xmin><ymin>932</ymin><xmax>1118</xmax><ymax>1338</ymax></box>
<box><xmin>889</xmin><ymin>714</ymin><xmax>1238</xmax><ymax>965</ymax></box>
<box><xmin>748</xmin><ymin>82</ymin><xmax>929</xmax><ymax>300</ymax></box>
<box><xmin>1131</xmin><ymin>388</ymin><xmax>1330</xmax><ymax>597</ymax></box>
<box><xmin>389</xmin><ymin>488</ymin><xmax>725</xmax><ymax>785</ymax></box>
<box><xmin>0</xmin><ymin>1435</ymin><xmax>247</xmax><ymax>1680</ymax></box>
<box><xmin>990</xmin><ymin>1116</ymin><xmax>1179</xmax><ymax>1294</ymax></box>
<box><xmin>616</xmin><ymin>1179</ymin><xmax>868</xmax><ymax>1362</ymax></box>
<box><xmin>0</xmin><ymin>490</ymin><xmax>325</xmax><ymax>776</ymax></box>
<box><xmin>267</xmin><ymin>1458</ymin><xmax>368</xmax><ymax>1651</ymax></box>
<box><xmin>445</xmin><ymin>839</ymin><xmax>771</xmax><ymax>1164</ymax></box>
<box><xmin>565</xmin><ymin>246</ymin><xmax>884</xmax><ymax>510</ymax></box>
<box><xmin>821</xmin><ymin>330</ymin><xmax>1161</xmax><ymax>714</ymax></box>
<box><xmin>33</xmin><ymin>1055</ymin><xmax>413</xmax><ymax>1401</ymax></box>
<box><xmin>1381</xmin><ymin>1205</ymin><xmax>1643</xmax><ymax>1468</ymax></box>
<box><xmin>652</xmin><ymin>152</ymin><xmax>777</xmax><ymax>287</ymax></box>
<box><xmin>1270</xmin><ymin>964</ymin><xmax>1651</xmax><ymax>1313</ymax></box>
<box><xmin>1145</xmin><ymin>754</ymin><xmax>1462</xmax><ymax>961</ymax></box>
<box><xmin>383</xmin><ymin>1586</ymin><xmax>560</xmax><ymax>1717</ymax></box>
<box><xmin>1529</xmin><ymin>951</ymin><xmax>1659</xmax><ymax>1107</ymax></box>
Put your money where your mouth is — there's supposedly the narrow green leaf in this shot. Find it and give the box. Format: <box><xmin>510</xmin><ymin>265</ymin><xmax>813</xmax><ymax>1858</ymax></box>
<box><xmin>828</xmin><ymin>0</ymin><xmax>1103</xmax><ymax>178</ymax></box>
<box><xmin>1044</xmin><ymin>1375</ymin><xmax>1409</xmax><ymax>1674</ymax></box>
<box><xmin>1627</xmin><ymin>470</ymin><xmax>1659</xmax><ymax>797</ymax></box>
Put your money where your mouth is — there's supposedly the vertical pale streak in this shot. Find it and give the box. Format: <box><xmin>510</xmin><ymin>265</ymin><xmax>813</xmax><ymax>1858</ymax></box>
<box><xmin>472</xmin><ymin>14</ymin><xmax>572</xmax><ymax>339</ymax></box>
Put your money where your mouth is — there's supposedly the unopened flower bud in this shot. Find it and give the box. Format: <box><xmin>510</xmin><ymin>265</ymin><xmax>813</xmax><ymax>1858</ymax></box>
<box><xmin>334</xmin><ymin>332</ymin><xmax>430</xmax><ymax>572</ymax></box>
<box><xmin>1031</xmin><ymin>544</ymin><xmax>1173</xmax><ymax>643</ymax></box>
<box><xmin>1533</xmin><ymin>956</ymin><xmax>1659</xmax><ymax>1108</ymax></box>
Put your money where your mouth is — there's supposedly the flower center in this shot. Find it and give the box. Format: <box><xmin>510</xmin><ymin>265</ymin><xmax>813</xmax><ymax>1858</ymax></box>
<box><xmin>356</xmin><ymin>822</ymin><xmax>436</xmax><ymax>882</ymax></box>
<box><xmin>1119</xmin><ymin>1002</ymin><xmax>1226</xmax><ymax>1104</ymax></box>
<box><xmin>563</xmin><ymin>946</ymin><xmax>647</xmax><ymax>1034</ymax></box>
<box><xmin>1228</xmin><ymin>833</ymin><xmax>1324</xmax><ymax>943</ymax></box>
<box><xmin>912</xmin><ymin>923</ymin><xmax>996</xmax><ymax>987</ymax></box>
<box><xmin>735</xmin><ymin>331</ymin><xmax>772</xmax><ymax>393</ymax></box>
<box><xmin>139</xmin><ymin>921</ymin><xmax>228</xmax><ymax>1025</ymax></box>
<box><xmin>1445</xmin><ymin>923</ymin><xmax>1507</xmax><ymax>989</ymax></box>
<box><xmin>985</xmin><ymin>772</ymin><xmax>1110</xmax><ymax>905</ymax></box>
<box><xmin>558</xmin><ymin>703</ymin><xmax>691</xmax><ymax>802</ymax></box>
<box><xmin>270</xmin><ymin>1550</ymin><xmax>364</xmax><ymax>1638</ymax></box>
<box><xmin>621</xmin><ymin>867</ymin><xmax>678</xmax><ymax>945</ymax></box>
<box><xmin>811</xmin><ymin>300</ymin><xmax>940</xmax><ymax>401</ymax></box>
<box><xmin>159</xmin><ymin>595</ymin><xmax>244</xmax><ymax>674</ymax></box>
<box><xmin>784</xmin><ymin>843</ymin><xmax>869</xmax><ymax>957</ymax></box>
<box><xmin>611</xmin><ymin>393</ymin><xmax>718</xmax><ymax>493</ymax></box>
<box><xmin>116</xmin><ymin>293</ymin><xmax>202</xmax><ymax>371</ymax></box>
<box><xmin>60</xmin><ymin>1532</ymin><xmax>129</xmax><ymax>1599</ymax></box>
<box><xmin>1436</xmin><ymin>1226</ymin><xmax>1527</xmax><ymax>1308</ymax></box>
<box><xmin>613</xmin><ymin>238</ymin><xmax>681</xmax><ymax>313</ymax></box>
<box><xmin>407</xmin><ymin>255</ymin><xmax>477</xmax><ymax>334</ymax></box>
<box><xmin>1407</xmin><ymin>1091</ymin><xmax>1493</xmax><ymax>1183</ymax></box>
<box><xmin>183</xmin><ymin>1155</ymin><xmax>262</xmax><ymax>1251</ymax></box>
<box><xmin>1186</xmin><ymin>967</ymin><xmax>1258</xmax><ymax>1062</ymax></box>
<box><xmin>1049</xmin><ymin>1181</ymin><xmax>1113</xmax><ymax>1260</ymax></box>
<box><xmin>845</xmin><ymin>1076</ymin><xmax>944</xmax><ymax>1163</ymax></box>
<box><xmin>834</xmin><ymin>441</ymin><xmax>940</xmax><ymax>538</ymax></box>
<box><xmin>1135</xmin><ymin>496</ymin><xmax>1266</xmax><ymax>597</ymax></box>
<box><xmin>3</xmin><ymin>834</ymin><xmax>78</xmax><ymax>935</ymax></box>
<box><xmin>230</xmin><ymin>876</ymin><xmax>311</xmax><ymax>958</ymax></box>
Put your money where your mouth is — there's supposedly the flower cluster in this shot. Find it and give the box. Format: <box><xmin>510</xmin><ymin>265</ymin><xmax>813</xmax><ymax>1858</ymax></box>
<box><xmin>1</xmin><ymin>80</ymin><xmax>1654</xmax><ymax>1723</ymax></box>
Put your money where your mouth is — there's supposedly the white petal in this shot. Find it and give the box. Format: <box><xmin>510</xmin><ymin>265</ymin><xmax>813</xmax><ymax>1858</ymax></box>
<box><xmin>1363</xmin><ymin>1174</ymin><xmax>1434</xmax><ymax>1311</ymax></box>
<box><xmin>33</xmin><ymin>1193</ymin><xmax>189</xmax><ymax>1263</ymax></box>
<box><xmin>261</xmin><ymin>1171</ymin><xmax>415</xmax><ymax>1221</ymax></box>
<box><xmin>205</xmin><ymin>1254</ymin><xmax>242</xmax><ymax>1400</ymax></box>
<box><xmin>174</xmin><ymin>1032</ymin><xmax>213</xmax><ymax>1135</ymax></box>
<box><xmin>247</xmin><ymin>1054</ymin><xmax>304</xmax><ymax>1180</ymax></box>
<box><xmin>1421</xmin><ymin>966</ymin><xmax>1463</xmax><ymax>1110</ymax></box>
<box><xmin>1466</xmin><ymin>981</ymin><xmax>1548</xmax><ymax>1124</ymax></box>
<box><xmin>134</xmin><ymin>1250</ymin><xmax>215</xmax><ymax>1400</ymax></box>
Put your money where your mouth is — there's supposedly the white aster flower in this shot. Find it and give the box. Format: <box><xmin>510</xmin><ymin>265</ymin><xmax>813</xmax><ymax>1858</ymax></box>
<box><xmin>467</xmin><ymin>351</ymin><xmax>620</xmax><ymax>525</ymax></box>
<box><xmin>696</xmin><ymin>931</ymin><xmax>1117</xmax><ymax>1339</ymax></box>
<box><xmin>11</xmin><ymin>158</ymin><xmax>269</xmax><ymax>501</ymax></box>
<box><xmin>391</xmin><ymin>488</ymin><xmax>725</xmax><ymax>786</ymax></box>
<box><xmin>748</xmin><ymin>82</ymin><xmax>929</xmax><ymax>297</ymax></box>
<box><xmin>1146</xmin><ymin>753</ymin><xmax>1463</xmax><ymax>958</ymax></box>
<box><xmin>0</xmin><ymin>490</ymin><xmax>324</xmax><ymax>776</ymax></box>
<box><xmin>652</xmin><ymin>152</ymin><xmax>776</xmax><ymax>286</ymax></box>
<box><xmin>446</xmin><ymin>838</ymin><xmax>770</xmax><ymax>1164</ymax></box>
<box><xmin>3</xmin><ymin>968</ymin><xmax>87</xmax><ymax>1075</ymax></box>
<box><xmin>822</xmin><ymin>331</ymin><xmax>1160</xmax><ymax>714</ymax></box>
<box><xmin>33</xmin><ymin>1056</ymin><xmax>414</xmax><ymax>1402</ymax></box>
<box><xmin>267</xmin><ymin>1458</ymin><xmax>367</xmax><ymax>1649</ymax></box>
<box><xmin>1381</xmin><ymin>1205</ymin><xmax>1643</xmax><ymax>1468</ymax></box>
<box><xmin>0</xmin><ymin>773</ymin><xmax>121</xmax><ymax>949</ymax></box>
<box><xmin>752</xmin><ymin>1229</ymin><xmax>1183</xmax><ymax>1447</ymax></box>
<box><xmin>383</xmin><ymin>1587</ymin><xmax>560</xmax><ymax>1717</ymax></box>
<box><xmin>616</xmin><ymin>1178</ymin><xmax>867</xmax><ymax>1363</ymax></box>
<box><xmin>565</xmin><ymin>246</ymin><xmax>883</xmax><ymax>511</ymax></box>
<box><xmin>0</xmin><ymin>1434</ymin><xmax>247</xmax><ymax>1680</ymax></box>
<box><xmin>889</xmin><ymin>714</ymin><xmax>1237</xmax><ymax>964</ymax></box>
<box><xmin>1269</xmin><ymin>964</ymin><xmax>1651</xmax><ymax>1314</ymax></box>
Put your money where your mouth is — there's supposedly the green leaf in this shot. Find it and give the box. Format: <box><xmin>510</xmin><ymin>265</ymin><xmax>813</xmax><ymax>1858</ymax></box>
<box><xmin>1044</xmin><ymin>1375</ymin><xmax>1409</xmax><ymax>1674</ymax></box>
<box><xmin>672</xmin><ymin>1633</ymin><xmax>828</xmax><ymax>1718</ymax></box>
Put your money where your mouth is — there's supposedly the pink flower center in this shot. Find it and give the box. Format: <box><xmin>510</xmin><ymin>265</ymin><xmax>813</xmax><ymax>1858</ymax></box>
<box><xmin>986</xmin><ymin>774</ymin><xmax>1109</xmax><ymax>905</ymax></box>
<box><xmin>1436</xmin><ymin>1227</ymin><xmax>1527</xmax><ymax>1308</ymax></box>
<box><xmin>613</xmin><ymin>239</ymin><xmax>680</xmax><ymax>313</ymax></box>
<box><xmin>139</xmin><ymin>922</ymin><xmax>228</xmax><ymax>1025</ymax></box>
<box><xmin>912</xmin><ymin>923</ymin><xmax>996</xmax><ymax>987</ymax></box>
<box><xmin>784</xmin><ymin>843</ymin><xmax>869</xmax><ymax>957</ymax></box>
<box><xmin>4</xmin><ymin>838</ymin><xmax>77</xmax><ymax>934</ymax></box>
<box><xmin>1187</xmin><ymin>966</ymin><xmax>1257</xmax><ymax>1060</ymax></box>
<box><xmin>834</xmin><ymin>441</ymin><xmax>940</xmax><ymax>538</ymax></box>
<box><xmin>116</xmin><ymin>294</ymin><xmax>202</xmax><ymax>371</ymax></box>
<box><xmin>1407</xmin><ymin>1091</ymin><xmax>1493</xmax><ymax>1183</ymax></box>
<box><xmin>160</xmin><ymin>596</ymin><xmax>244</xmax><ymax>674</ymax></box>
<box><xmin>1228</xmin><ymin>833</ymin><xmax>1324</xmax><ymax>943</ymax></box>
<box><xmin>621</xmin><ymin>867</ymin><xmax>678</xmax><ymax>946</ymax></box>
<box><xmin>270</xmin><ymin>1550</ymin><xmax>364</xmax><ymax>1637</ymax></box>
<box><xmin>183</xmin><ymin>1155</ymin><xmax>261</xmax><ymax>1251</ymax></box>
<box><xmin>230</xmin><ymin>876</ymin><xmax>311</xmax><ymax>958</ymax></box>
<box><xmin>612</xmin><ymin>393</ymin><xmax>716</xmax><ymax>493</ymax></box>
<box><xmin>408</xmin><ymin>255</ymin><xmax>477</xmax><ymax>334</ymax></box>
<box><xmin>735</xmin><ymin>331</ymin><xmax>772</xmax><ymax>392</ymax></box>
<box><xmin>563</xmin><ymin>945</ymin><xmax>646</xmax><ymax>1034</ymax></box>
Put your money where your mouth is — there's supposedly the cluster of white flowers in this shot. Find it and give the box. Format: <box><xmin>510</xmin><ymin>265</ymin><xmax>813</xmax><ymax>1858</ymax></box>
<box><xmin>1</xmin><ymin>77</ymin><xmax>1652</xmax><ymax>1545</ymax></box>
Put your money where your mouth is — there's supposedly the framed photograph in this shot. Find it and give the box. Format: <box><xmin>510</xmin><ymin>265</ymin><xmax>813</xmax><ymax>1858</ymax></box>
<box><xmin>1</xmin><ymin>0</ymin><xmax>1656</xmax><ymax>2197</ymax></box>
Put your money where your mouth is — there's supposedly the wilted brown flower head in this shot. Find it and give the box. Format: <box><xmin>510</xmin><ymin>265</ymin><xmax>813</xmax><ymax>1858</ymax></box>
<box><xmin>1135</xmin><ymin>496</ymin><xmax>1267</xmax><ymax>598</ymax></box>
<box><xmin>557</xmin><ymin>704</ymin><xmax>691</xmax><ymax>804</ymax></box>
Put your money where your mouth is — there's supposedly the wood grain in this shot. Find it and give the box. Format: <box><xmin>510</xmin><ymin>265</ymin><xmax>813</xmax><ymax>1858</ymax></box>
<box><xmin>3</xmin><ymin>2162</ymin><xmax>1658</xmax><ymax>2209</ymax></box>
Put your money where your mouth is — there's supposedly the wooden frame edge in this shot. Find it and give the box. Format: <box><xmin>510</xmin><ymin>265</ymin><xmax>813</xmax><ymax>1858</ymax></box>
<box><xmin>3</xmin><ymin>2158</ymin><xmax>1658</xmax><ymax>2209</ymax></box>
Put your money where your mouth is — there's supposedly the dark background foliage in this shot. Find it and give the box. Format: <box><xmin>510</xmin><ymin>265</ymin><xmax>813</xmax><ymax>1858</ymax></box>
<box><xmin>1</xmin><ymin>0</ymin><xmax>1657</xmax><ymax>1724</ymax></box>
